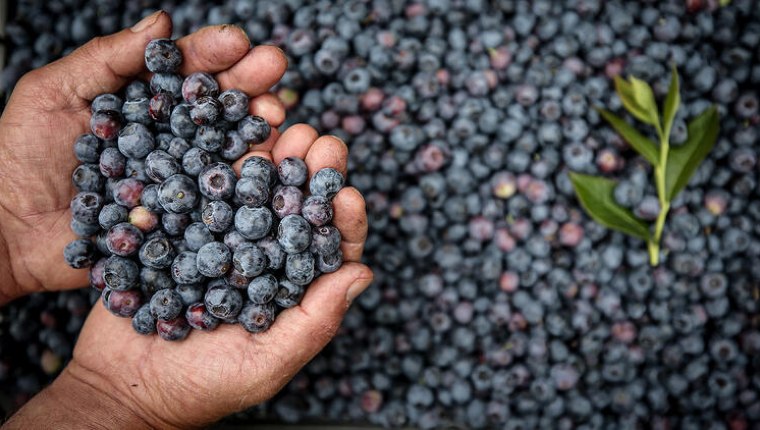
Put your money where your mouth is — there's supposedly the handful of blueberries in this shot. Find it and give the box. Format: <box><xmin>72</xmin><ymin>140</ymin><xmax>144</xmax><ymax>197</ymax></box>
<box><xmin>63</xmin><ymin>38</ymin><xmax>345</xmax><ymax>341</ymax></box>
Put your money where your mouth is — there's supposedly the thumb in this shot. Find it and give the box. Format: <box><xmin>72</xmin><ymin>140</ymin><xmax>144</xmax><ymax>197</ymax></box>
<box><xmin>44</xmin><ymin>11</ymin><xmax>172</xmax><ymax>101</ymax></box>
<box><xmin>258</xmin><ymin>262</ymin><xmax>374</xmax><ymax>374</ymax></box>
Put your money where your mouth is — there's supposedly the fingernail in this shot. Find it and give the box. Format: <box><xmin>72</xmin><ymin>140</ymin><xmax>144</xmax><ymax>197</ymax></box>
<box><xmin>131</xmin><ymin>10</ymin><xmax>163</xmax><ymax>32</ymax></box>
<box><xmin>346</xmin><ymin>277</ymin><xmax>372</xmax><ymax>303</ymax></box>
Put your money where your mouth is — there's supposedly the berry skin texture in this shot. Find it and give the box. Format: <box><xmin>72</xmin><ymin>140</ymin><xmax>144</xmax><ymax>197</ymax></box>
<box><xmin>171</xmin><ymin>251</ymin><xmax>204</xmax><ymax>284</ymax></box>
<box><xmin>257</xmin><ymin>236</ymin><xmax>286</xmax><ymax>270</ymax></box>
<box><xmin>235</xmin><ymin>206</ymin><xmax>273</xmax><ymax>240</ymax></box>
<box><xmin>184</xmin><ymin>222</ymin><xmax>213</xmax><ymax>252</ymax></box>
<box><xmin>118</xmin><ymin>122</ymin><xmax>155</xmax><ymax>158</ymax></box>
<box><xmin>194</xmin><ymin>126</ymin><xmax>225</xmax><ymax>152</ymax></box>
<box><xmin>63</xmin><ymin>239</ymin><xmax>96</xmax><ymax>269</ymax></box>
<box><xmin>144</xmin><ymin>38</ymin><xmax>183</xmax><ymax>73</ymax></box>
<box><xmin>149</xmin><ymin>92</ymin><xmax>176</xmax><ymax>122</ymax></box>
<box><xmin>74</xmin><ymin>134</ymin><xmax>100</xmax><ymax>163</ymax></box>
<box><xmin>235</xmin><ymin>176</ymin><xmax>270</xmax><ymax>207</ymax></box>
<box><xmin>91</xmin><ymin>93</ymin><xmax>123</xmax><ymax>113</ymax></box>
<box><xmin>272</xmin><ymin>186</ymin><xmax>304</xmax><ymax>218</ymax></box>
<box><xmin>198</xmin><ymin>162</ymin><xmax>237</xmax><ymax>201</ymax></box>
<box><xmin>122</xmin><ymin>97</ymin><xmax>151</xmax><ymax>125</ymax></box>
<box><xmin>232</xmin><ymin>243</ymin><xmax>267</xmax><ymax>278</ymax></box>
<box><xmin>285</xmin><ymin>251</ymin><xmax>316</xmax><ymax>285</ymax></box>
<box><xmin>237</xmin><ymin>115</ymin><xmax>271</xmax><ymax>145</ymax></box>
<box><xmin>182</xmin><ymin>72</ymin><xmax>220</xmax><ymax>103</ymax></box>
<box><xmin>131</xmin><ymin>304</ymin><xmax>156</xmax><ymax>335</ymax></box>
<box><xmin>278</xmin><ymin>157</ymin><xmax>308</xmax><ymax>186</ymax></box>
<box><xmin>90</xmin><ymin>110</ymin><xmax>122</xmax><ymax>141</ymax></box>
<box><xmin>102</xmin><ymin>288</ymin><xmax>143</xmax><ymax>318</ymax></box>
<box><xmin>98</xmin><ymin>147</ymin><xmax>126</xmax><ymax>178</ymax></box>
<box><xmin>301</xmin><ymin>196</ymin><xmax>334</xmax><ymax>227</ymax></box>
<box><xmin>181</xmin><ymin>147</ymin><xmax>212</xmax><ymax>177</ymax></box>
<box><xmin>89</xmin><ymin>258</ymin><xmax>107</xmax><ymax>291</ymax></box>
<box><xmin>112</xmin><ymin>178</ymin><xmax>145</xmax><ymax>209</ymax></box>
<box><xmin>204</xmin><ymin>285</ymin><xmax>244</xmax><ymax>320</ymax></box>
<box><xmin>157</xmin><ymin>174</ymin><xmax>199</xmax><ymax>214</ymax></box>
<box><xmin>103</xmin><ymin>256</ymin><xmax>139</xmax><ymax>291</ymax></box>
<box><xmin>196</xmin><ymin>241</ymin><xmax>232</xmax><ymax>278</ymax></box>
<box><xmin>275</xmin><ymin>278</ymin><xmax>305</xmax><ymax>308</ymax></box>
<box><xmin>238</xmin><ymin>302</ymin><xmax>276</xmax><ymax>333</ymax></box>
<box><xmin>185</xmin><ymin>303</ymin><xmax>220</xmax><ymax>331</ymax></box>
<box><xmin>161</xmin><ymin>213</ymin><xmax>191</xmax><ymax>236</ymax></box>
<box><xmin>145</xmin><ymin>150</ymin><xmax>181</xmax><ymax>183</ymax></box>
<box><xmin>175</xmin><ymin>283</ymin><xmax>204</xmax><ymax>306</ymax></box>
<box><xmin>129</xmin><ymin>206</ymin><xmax>159</xmax><ymax>233</ymax></box>
<box><xmin>309</xmin><ymin>168</ymin><xmax>345</xmax><ymax>198</ymax></box>
<box><xmin>220</xmin><ymin>131</ymin><xmax>248</xmax><ymax>161</ymax></box>
<box><xmin>240</xmin><ymin>156</ymin><xmax>278</xmax><ymax>187</ymax></box>
<box><xmin>106</xmin><ymin>222</ymin><xmax>144</xmax><ymax>256</ymax></box>
<box><xmin>311</xmin><ymin>225</ymin><xmax>342</xmax><ymax>255</ymax></box>
<box><xmin>317</xmin><ymin>249</ymin><xmax>343</xmax><ymax>274</ymax></box>
<box><xmin>218</xmin><ymin>89</ymin><xmax>249</xmax><ymax>122</ymax></box>
<box><xmin>278</xmin><ymin>214</ymin><xmax>312</xmax><ymax>254</ymax></box>
<box><xmin>247</xmin><ymin>273</ymin><xmax>278</xmax><ymax>304</ymax></box>
<box><xmin>72</xmin><ymin>164</ymin><xmax>105</xmax><ymax>192</ymax></box>
<box><xmin>139</xmin><ymin>236</ymin><xmax>176</xmax><ymax>269</ymax></box>
<box><xmin>70</xmin><ymin>191</ymin><xmax>104</xmax><ymax>225</ymax></box>
<box><xmin>156</xmin><ymin>317</ymin><xmax>191</xmax><ymax>341</ymax></box>
<box><xmin>170</xmin><ymin>104</ymin><xmax>197</xmax><ymax>139</ymax></box>
<box><xmin>201</xmin><ymin>200</ymin><xmax>234</xmax><ymax>233</ymax></box>
<box><xmin>190</xmin><ymin>96</ymin><xmax>223</xmax><ymax>125</ymax></box>
<box><xmin>149</xmin><ymin>289</ymin><xmax>183</xmax><ymax>321</ymax></box>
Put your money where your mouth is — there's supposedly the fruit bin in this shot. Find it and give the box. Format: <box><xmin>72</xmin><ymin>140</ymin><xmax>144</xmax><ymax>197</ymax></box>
<box><xmin>2</xmin><ymin>1</ymin><xmax>760</xmax><ymax>429</ymax></box>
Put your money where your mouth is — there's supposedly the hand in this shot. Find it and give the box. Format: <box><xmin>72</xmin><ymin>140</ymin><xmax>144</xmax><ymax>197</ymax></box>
<box><xmin>3</xmin><ymin>12</ymin><xmax>373</xmax><ymax>429</ymax></box>
<box><xmin>0</xmin><ymin>11</ymin><xmax>287</xmax><ymax>303</ymax></box>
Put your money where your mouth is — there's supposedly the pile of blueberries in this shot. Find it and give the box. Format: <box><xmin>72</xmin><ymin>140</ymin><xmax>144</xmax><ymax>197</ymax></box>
<box><xmin>64</xmin><ymin>38</ymin><xmax>345</xmax><ymax>341</ymax></box>
<box><xmin>3</xmin><ymin>0</ymin><xmax>760</xmax><ymax>428</ymax></box>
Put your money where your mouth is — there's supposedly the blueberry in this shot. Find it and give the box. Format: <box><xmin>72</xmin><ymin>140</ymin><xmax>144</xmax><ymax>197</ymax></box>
<box><xmin>148</xmin><ymin>92</ymin><xmax>176</xmax><ymax>122</ymax></box>
<box><xmin>317</xmin><ymin>249</ymin><xmax>343</xmax><ymax>274</ymax></box>
<box><xmin>190</xmin><ymin>95</ymin><xmax>223</xmax><ymax>125</ymax></box>
<box><xmin>157</xmin><ymin>174</ymin><xmax>199</xmax><ymax>214</ymax></box>
<box><xmin>194</xmin><ymin>125</ymin><xmax>225</xmax><ymax>152</ymax></box>
<box><xmin>105</xmin><ymin>222</ymin><xmax>143</xmax><ymax>257</ymax></box>
<box><xmin>235</xmin><ymin>176</ymin><xmax>270</xmax><ymax>207</ymax></box>
<box><xmin>270</xmin><ymin>186</ymin><xmax>302</xmax><ymax>219</ymax></box>
<box><xmin>73</xmin><ymin>133</ymin><xmax>100</xmax><ymax>163</ymax></box>
<box><xmin>171</xmin><ymin>251</ymin><xmax>204</xmax><ymax>284</ymax></box>
<box><xmin>170</xmin><ymin>103</ymin><xmax>197</xmax><ymax>139</ymax></box>
<box><xmin>257</xmin><ymin>236</ymin><xmax>286</xmax><ymax>270</ymax></box>
<box><xmin>144</xmin><ymin>150</ymin><xmax>181</xmax><ymax>183</ymax></box>
<box><xmin>285</xmin><ymin>251</ymin><xmax>315</xmax><ymax>286</ymax></box>
<box><xmin>149</xmin><ymin>288</ymin><xmax>183</xmax><ymax>321</ymax></box>
<box><xmin>182</xmin><ymin>72</ymin><xmax>220</xmax><ymax>103</ymax></box>
<box><xmin>111</xmin><ymin>178</ymin><xmax>145</xmax><ymax>209</ymax></box>
<box><xmin>161</xmin><ymin>212</ymin><xmax>191</xmax><ymax>236</ymax></box>
<box><xmin>185</xmin><ymin>302</ymin><xmax>220</xmax><ymax>331</ymax></box>
<box><xmin>72</xmin><ymin>163</ymin><xmax>105</xmax><ymax>192</ymax></box>
<box><xmin>125</xmin><ymin>80</ymin><xmax>150</xmax><ymax>100</ymax></box>
<box><xmin>311</xmin><ymin>225</ymin><xmax>341</xmax><ymax>255</ymax></box>
<box><xmin>198</xmin><ymin>162</ymin><xmax>237</xmax><ymax>201</ymax></box>
<box><xmin>175</xmin><ymin>283</ymin><xmax>204</xmax><ymax>306</ymax></box>
<box><xmin>278</xmin><ymin>157</ymin><xmax>308</xmax><ymax>186</ymax></box>
<box><xmin>102</xmin><ymin>288</ymin><xmax>143</xmax><ymax>318</ymax></box>
<box><xmin>63</xmin><ymin>239</ymin><xmax>95</xmax><ymax>269</ymax></box>
<box><xmin>182</xmin><ymin>147</ymin><xmax>212</xmax><ymax>177</ymax></box>
<box><xmin>309</xmin><ymin>168</ymin><xmax>345</xmax><ymax>198</ymax></box>
<box><xmin>131</xmin><ymin>304</ymin><xmax>156</xmax><ymax>335</ymax></box>
<box><xmin>204</xmin><ymin>285</ymin><xmax>243</xmax><ymax>319</ymax></box>
<box><xmin>139</xmin><ymin>236</ymin><xmax>176</xmax><ymax>269</ymax></box>
<box><xmin>275</xmin><ymin>278</ymin><xmax>306</xmax><ymax>308</ymax></box>
<box><xmin>220</xmin><ymin>130</ymin><xmax>249</xmax><ymax>161</ymax></box>
<box><xmin>218</xmin><ymin>89</ymin><xmax>249</xmax><ymax>122</ymax></box>
<box><xmin>277</xmin><ymin>214</ymin><xmax>311</xmax><ymax>254</ymax></box>
<box><xmin>139</xmin><ymin>267</ymin><xmax>174</xmax><ymax>297</ymax></box>
<box><xmin>182</xmin><ymin>222</ymin><xmax>212</xmax><ymax>252</ymax></box>
<box><xmin>166</xmin><ymin>137</ymin><xmax>191</xmax><ymax>160</ymax></box>
<box><xmin>156</xmin><ymin>317</ymin><xmax>191</xmax><ymax>341</ymax></box>
<box><xmin>117</xmin><ymin>122</ymin><xmax>155</xmax><ymax>158</ymax></box>
<box><xmin>232</xmin><ymin>243</ymin><xmax>267</xmax><ymax>278</ymax></box>
<box><xmin>235</xmin><ymin>206</ymin><xmax>273</xmax><ymax>240</ymax></box>
<box><xmin>124</xmin><ymin>158</ymin><xmax>149</xmax><ymax>183</ymax></box>
<box><xmin>247</xmin><ymin>273</ymin><xmax>278</xmax><ymax>304</ymax></box>
<box><xmin>98</xmin><ymin>203</ymin><xmax>128</xmax><ymax>230</ymax></box>
<box><xmin>90</xmin><ymin>110</ymin><xmax>122</xmax><ymax>141</ymax></box>
<box><xmin>70</xmin><ymin>192</ymin><xmax>103</xmax><ymax>225</ymax></box>
<box><xmin>301</xmin><ymin>196</ymin><xmax>334</xmax><ymax>227</ymax></box>
<box><xmin>121</xmin><ymin>97</ymin><xmax>151</xmax><ymax>125</ymax></box>
<box><xmin>144</xmin><ymin>38</ymin><xmax>183</xmax><ymax>73</ymax></box>
<box><xmin>238</xmin><ymin>302</ymin><xmax>276</xmax><ymax>333</ymax></box>
<box><xmin>196</xmin><ymin>241</ymin><xmax>232</xmax><ymax>278</ymax></box>
<box><xmin>224</xmin><ymin>229</ymin><xmax>250</xmax><ymax>252</ymax></box>
<box><xmin>240</xmin><ymin>156</ymin><xmax>278</xmax><ymax>187</ymax></box>
<box><xmin>236</xmin><ymin>116</ymin><xmax>270</xmax><ymax>146</ymax></box>
<box><xmin>70</xmin><ymin>219</ymin><xmax>100</xmax><ymax>237</ymax></box>
<box><xmin>103</xmin><ymin>256</ymin><xmax>139</xmax><ymax>291</ymax></box>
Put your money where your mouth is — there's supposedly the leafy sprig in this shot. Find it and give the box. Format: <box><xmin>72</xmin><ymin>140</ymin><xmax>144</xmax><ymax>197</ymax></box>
<box><xmin>570</xmin><ymin>67</ymin><xmax>720</xmax><ymax>266</ymax></box>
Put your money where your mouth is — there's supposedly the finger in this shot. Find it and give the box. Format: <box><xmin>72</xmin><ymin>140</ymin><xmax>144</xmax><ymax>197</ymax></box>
<box><xmin>249</xmin><ymin>93</ymin><xmax>286</xmax><ymax>128</ymax></box>
<box><xmin>254</xmin><ymin>263</ymin><xmax>373</xmax><ymax>376</ymax></box>
<box><xmin>304</xmin><ymin>135</ymin><xmax>349</xmax><ymax>177</ymax></box>
<box><xmin>40</xmin><ymin>11</ymin><xmax>172</xmax><ymax>101</ymax></box>
<box><xmin>176</xmin><ymin>25</ymin><xmax>251</xmax><ymax>76</ymax></box>
<box><xmin>215</xmin><ymin>46</ymin><xmax>288</xmax><ymax>96</ymax></box>
<box><xmin>332</xmin><ymin>187</ymin><xmax>368</xmax><ymax>262</ymax></box>
<box><xmin>270</xmin><ymin>123</ymin><xmax>319</xmax><ymax>164</ymax></box>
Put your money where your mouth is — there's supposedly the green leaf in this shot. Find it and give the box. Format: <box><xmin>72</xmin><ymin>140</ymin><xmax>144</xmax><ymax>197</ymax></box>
<box><xmin>665</xmin><ymin>106</ymin><xmax>720</xmax><ymax>200</ymax></box>
<box><xmin>597</xmin><ymin>108</ymin><xmax>660</xmax><ymax>166</ymax></box>
<box><xmin>614</xmin><ymin>76</ymin><xmax>651</xmax><ymax>125</ymax></box>
<box><xmin>662</xmin><ymin>66</ymin><xmax>681</xmax><ymax>140</ymax></box>
<box><xmin>629</xmin><ymin>76</ymin><xmax>661</xmax><ymax>132</ymax></box>
<box><xmin>569</xmin><ymin>172</ymin><xmax>651</xmax><ymax>241</ymax></box>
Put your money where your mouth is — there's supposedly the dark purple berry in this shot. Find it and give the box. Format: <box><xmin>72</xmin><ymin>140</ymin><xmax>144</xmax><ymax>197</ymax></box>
<box><xmin>277</xmin><ymin>214</ymin><xmax>311</xmax><ymax>254</ymax></box>
<box><xmin>148</xmin><ymin>92</ymin><xmax>175</xmax><ymax>122</ymax></box>
<box><xmin>185</xmin><ymin>303</ymin><xmax>220</xmax><ymax>331</ymax></box>
<box><xmin>201</xmin><ymin>200</ymin><xmax>234</xmax><ymax>233</ymax></box>
<box><xmin>285</xmin><ymin>251</ymin><xmax>315</xmax><ymax>285</ymax></box>
<box><xmin>275</xmin><ymin>278</ymin><xmax>305</xmax><ymax>308</ymax></box>
<box><xmin>103</xmin><ymin>256</ymin><xmax>139</xmax><ymax>291</ymax></box>
<box><xmin>220</xmin><ymin>130</ymin><xmax>248</xmax><ymax>161</ymax></box>
<box><xmin>98</xmin><ymin>147</ymin><xmax>126</xmax><ymax>178</ymax></box>
<box><xmin>157</xmin><ymin>174</ymin><xmax>199</xmax><ymax>214</ymax></box>
<box><xmin>311</xmin><ymin>225</ymin><xmax>341</xmax><ymax>255</ymax></box>
<box><xmin>139</xmin><ymin>236</ymin><xmax>176</xmax><ymax>269</ymax></box>
<box><xmin>144</xmin><ymin>38</ymin><xmax>183</xmax><ymax>73</ymax></box>
<box><xmin>112</xmin><ymin>178</ymin><xmax>145</xmax><ymax>209</ymax></box>
<box><xmin>145</xmin><ymin>150</ymin><xmax>181</xmax><ymax>183</ymax></box>
<box><xmin>74</xmin><ymin>134</ymin><xmax>100</xmax><ymax>163</ymax></box>
<box><xmin>317</xmin><ymin>249</ymin><xmax>343</xmax><ymax>274</ymax></box>
<box><xmin>237</xmin><ymin>115</ymin><xmax>271</xmax><ymax>145</ymax></box>
<box><xmin>182</xmin><ymin>72</ymin><xmax>219</xmax><ymax>103</ymax></box>
<box><xmin>190</xmin><ymin>95</ymin><xmax>223</xmax><ymax>125</ymax></box>
<box><xmin>301</xmin><ymin>196</ymin><xmax>334</xmax><ymax>227</ymax></box>
<box><xmin>171</xmin><ymin>251</ymin><xmax>204</xmax><ymax>284</ymax></box>
<box><xmin>156</xmin><ymin>317</ymin><xmax>191</xmax><ymax>341</ymax></box>
<box><xmin>235</xmin><ymin>176</ymin><xmax>270</xmax><ymax>207</ymax></box>
<box><xmin>70</xmin><ymin>191</ymin><xmax>103</xmax><ymax>225</ymax></box>
<box><xmin>105</xmin><ymin>222</ymin><xmax>144</xmax><ymax>257</ymax></box>
<box><xmin>198</xmin><ymin>162</ymin><xmax>237</xmax><ymax>201</ymax></box>
<box><xmin>238</xmin><ymin>302</ymin><xmax>276</xmax><ymax>333</ymax></box>
<box><xmin>309</xmin><ymin>168</ymin><xmax>345</xmax><ymax>198</ymax></box>
<box><xmin>149</xmin><ymin>289</ymin><xmax>183</xmax><ymax>321</ymax></box>
<box><xmin>102</xmin><ymin>288</ymin><xmax>143</xmax><ymax>318</ymax></box>
<box><xmin>90</xmin><ymin>110</ymin><xmax>122</xmax><ymax>141</ymax></box>
<box><xmin>161</xmin><ymin>212</ymin><xmax>191</xmax><ymax>236</ymax></box>
<box><xmin>131</xmin><ymin>304</ymin><xmax>156</xmax><ymax>335</ymax></box>
<box><xmin>117</xmin><ymin>122</ymin><xmax>155</xmax><ymax>158</ymax></box>
<box><xmin>232</xmin><ymin>243</ymin><xmax>267</xmax><ymax>278</ymax></box>
<box><xmin>234</xmin><ymin>206</ymin><xmax>273</xmax><ymax>240</ymax></box>
<box><xmin>63</xmin><ymin>239</ymin><xmax>96</xmax><ymax>269</ymax></box>
<box><xmin>240</xmin><ymin>156</ymin><xmax>278</xmax><ymax>187</ymax></box>
<box><xmin>184</xmin><ymin>222</ymin><xmax>214</xmax><ymax>252</ymax></box>
<box><xmin>72</xmin><ymin>164</ymin><xmax>105</xmax><ymax>192</ymax></box>
<box><xmin>170</xmin><ymin>104</ymin><xmax>197</xmax><ymax>138</ymax></box>
<box><xmin>204</xmin><ymin>285</ymin><xmax>243</xmax><ymax>320</ymax></box>
<box><xmin>247</xmin><ymin>273</ymin><xmax>278</xmax><ymax>304</ymax></box>
<box><xmin>194</xmin><ymin>126</ymin><xmax>225</xmax><ymax>152</ymax></box>
<box><xmin>182</xmin><ymin>147</ymin><xmax>212</xmax><ymax>177</ymax></box>
<box><xmin>218</xmin><ymin>89</ymin><xmax>249</xmax><ymax>122</ymax></box>
<box><xmin>196</xmin><ymin>242</ymin><xmax>232</xmax><ymax>278</ymax></box>
<box><xmin>272</xmin><ymin>186</ymin><xmax>304</xmax><ymax>218</ymax></box>
<box><xmin>98</xmin><ymin>203</ymin><xmax>128</xmax><ymax>230</ymax></box>
<box><xmin>277</xmin><ymin>157</ymin><xmax>308</xmax><ymax>186</ymax></box>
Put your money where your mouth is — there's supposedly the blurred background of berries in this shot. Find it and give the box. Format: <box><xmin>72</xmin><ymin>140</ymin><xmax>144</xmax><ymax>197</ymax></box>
<box><xmin>2</xmin><ymin>0</ymin><xmax>760</xmax><ymax>428</ymax></box>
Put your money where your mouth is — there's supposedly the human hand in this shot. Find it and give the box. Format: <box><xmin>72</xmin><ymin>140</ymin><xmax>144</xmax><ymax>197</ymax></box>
<box><xmin>0</xmin><ymin>11</ymin><xmax>287</xmax><ymax>304</ymax></box>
